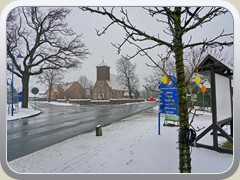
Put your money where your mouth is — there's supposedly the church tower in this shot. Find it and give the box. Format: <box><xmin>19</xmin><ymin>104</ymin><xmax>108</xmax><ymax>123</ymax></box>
<box><xmin>96</xmin><ymin>60</ymin><xmax>110</xmax><ymax>81</ymax></box>
<box><xmin>92</xmin><ymin>59</ymin><xmax>125</xmax><ymax>100</ymax></box>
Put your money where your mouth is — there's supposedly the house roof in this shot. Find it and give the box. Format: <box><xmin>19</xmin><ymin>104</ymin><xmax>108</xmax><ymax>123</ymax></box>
<box><xmin>44</xmin><ymin>81</ymin><xmax>81</xmax><ymax>95</ymax></box>
<box><xmin>52</xmin><ymin>81</ymin><xmax>78</xmax><ymax>91</ymax></box>
<box><xmin>52</xmin><ymin>83</ymin><xmax>61</xmax><ymax>90</ymax></box>
<box><xmin>62</xmin><ymin>82</ymin><xmax>74</xmax><ymax>91</ymax></box>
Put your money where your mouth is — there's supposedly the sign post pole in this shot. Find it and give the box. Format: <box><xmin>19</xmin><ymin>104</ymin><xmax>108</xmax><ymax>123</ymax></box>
<box><xmin>35</xmin><ymin>94</ymin><xmax>36</xmax><ymax>110</ymax></box>
<box><xmin>158</xmin><ymin>82</ymin><xmax>161</xmax><ymax>135</ymax></box>
<box><xmin>158</xmin><ymin>111</ymin><xmax>161</xmax><ymax>135</ymax></box>
<box><xmin>31</xmin><ymin>87</ymin><xmax>39</xmax><ymax>111</ymax></box>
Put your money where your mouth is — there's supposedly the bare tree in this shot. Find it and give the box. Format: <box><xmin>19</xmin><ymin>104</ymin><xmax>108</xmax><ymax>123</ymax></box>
<box><xmin>184</xmin><ymin>46</ymin><xmax>232</xmax><ymax>109</ymax></box>
<box><xmin>143</xmin><ymin>57</ymin><xmax>175</xmax><ymax>93</ymax></box>
<box><xmin>80</xmin><ymin>7</ymin><xmax>233</xmax><ymax>173</ymax></box>
<box><xmin>116</xmin><ymin>58</ymin><xmax>139</xmax><ymax>99</ymax></box>
<box><xmin>144</xmin><ymin>46</ymin><xmax>231</xmax><ymax>107</ymax></box>
<box><xmin>85</xmin><ymin>80</ymin><xmax>94</xmax><ymax>99</ymax></box>
<box><xmin>7</xmin><ymin>7</ymin><xmax>90</xmax><ymax>108</ymax></box>
<box><xmin>143</xmin><ymin>65</ymin><xmax>162</xmax><ymax>98</ymax></box>
<box><xmin>185</xmin><ymin>46</ymin><xmax>231</xmax><ymax>83</ymax></box>
<box><xmin>36</xmin><ymin>69</ymin><xmax>64</xmax><ymax>102</ymax></box>
<box><xmin>78</xmin><ymin>75</ymin><xmax>91</xmax><ymax>98</ymax></box>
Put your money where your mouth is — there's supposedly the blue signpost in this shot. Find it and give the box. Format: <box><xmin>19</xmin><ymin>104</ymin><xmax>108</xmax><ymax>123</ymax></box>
<box><xmin>18</xmin><ymin>92</ymin><xmax>23</xmax><ymax>102</ymax></box>
<box><xmin>158</xmin><ymin>76</ymin><xmax>179</xmax><ymax>135</ymax></box>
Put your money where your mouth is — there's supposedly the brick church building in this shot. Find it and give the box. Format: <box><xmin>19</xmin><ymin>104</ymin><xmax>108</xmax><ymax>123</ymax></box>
<box><xmin>92</xmin><ymin>61</ymin><xmax>126</xmax><ymax>100</ymax></box>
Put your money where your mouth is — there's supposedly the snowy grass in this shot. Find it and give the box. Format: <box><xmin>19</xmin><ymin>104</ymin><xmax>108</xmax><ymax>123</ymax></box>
<box><xmin>220</xmin><ymin>141</ymin><xmax>233</xmax><ymax>149</ymax></box>
<box><xmin>7</xmin><ymin>106</ymin><xmax>233</xmax><ymax>174</ymax></box>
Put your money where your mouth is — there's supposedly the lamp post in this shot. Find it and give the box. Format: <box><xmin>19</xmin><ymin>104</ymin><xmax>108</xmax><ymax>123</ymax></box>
<box><xmin>11</xmin><ymin>59</ymin><xmax>14</xmax><ymax>116</ymax></box>
<box><xmin>10</xmin><ymin>51</ymin><xmax>24</xmax><ymax>116</ymax></box>
<box><xmin>7</xmin><ymin>78</ymin><xmax>11</xmax><ymax>115</ymax></box>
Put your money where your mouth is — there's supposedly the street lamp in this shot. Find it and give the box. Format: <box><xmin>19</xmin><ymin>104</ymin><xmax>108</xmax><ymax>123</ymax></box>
<box><xmin>9</xmin><ymin>51</ymin><xmax>24</xmax><ymax>116</ymax></box>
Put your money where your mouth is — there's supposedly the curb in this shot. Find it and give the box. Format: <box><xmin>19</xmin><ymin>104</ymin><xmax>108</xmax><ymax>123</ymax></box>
<box><xmin>7</xmin><ymin>111</ymin><xmax>42</xmax><ymax>121</ymax></box>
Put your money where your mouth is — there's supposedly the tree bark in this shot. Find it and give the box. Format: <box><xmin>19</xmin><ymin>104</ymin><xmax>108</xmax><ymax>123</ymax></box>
<box><xmin>21</xmin><ymin>75</ymin><xmax>29</xmax><ymax>108</ymax></box>
<box><xmin>173</xmin><ymin>7</ymin><xmax>191</xmax><ymax>173</ymax></box>
<box><xmin>48</xmin><ymin>83</ymin><xmax>53</xmax><ymax>102</ymax></box>
<box><xmin>127</xmin><ymin>78</ymin><xmax>133</xmax><ymax>99</ymax></box>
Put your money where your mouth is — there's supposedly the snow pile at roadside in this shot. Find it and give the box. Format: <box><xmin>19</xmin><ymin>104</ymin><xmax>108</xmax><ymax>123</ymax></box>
<box><xmin>6</xmin><ymin>105</ymin><xmax>41</xmax><ymax>121</ymax></box>
<box><xmin>6</xmin><ymin>101</ymin><xmax>72</xmax><ymax>121</ymax></box>
<box><xmin>8</xmin><ymin>107</ymin><xmax>233</xmax><ymax>174</ymax></box>
<box><xmin>40</xmin><ymin>101</ymin><xmax>73</xmax><ymax>106</ymax></box>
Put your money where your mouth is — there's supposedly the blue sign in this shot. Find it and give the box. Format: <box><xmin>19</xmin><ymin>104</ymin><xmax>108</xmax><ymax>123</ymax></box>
<box><xmin>18</xmin><ymin>92</ymin><xmax>23</xmax><ymax>102</ymax></box>
<box><xmin>159</xmin><ymin>76</ymin><xmax>179</xmax><ymax>115</ymax></box>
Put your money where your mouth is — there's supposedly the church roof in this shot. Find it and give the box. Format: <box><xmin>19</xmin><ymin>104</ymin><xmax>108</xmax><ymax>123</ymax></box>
<box><xmin>96</xmin><ymin>60</ymin><xmax>109</xmax><ymax>67</ymax></box>
<box><xmin>106</xmin><ymin>74</ymin><xmax>125</xmax><ymax>91</ymax></box>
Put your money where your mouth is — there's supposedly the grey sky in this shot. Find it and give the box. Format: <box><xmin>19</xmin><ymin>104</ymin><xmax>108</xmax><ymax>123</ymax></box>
<box><xmin>14</xmin><ymin>7</ymin><xmax>233</xmax><ymax>92</ymax></box>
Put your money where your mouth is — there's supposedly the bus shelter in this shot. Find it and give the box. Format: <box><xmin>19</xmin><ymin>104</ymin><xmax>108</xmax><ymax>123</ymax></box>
<box><xmin>194</xmin><ymin>54</ymin><xmax>233</xmax><ymax>153</ymax></box>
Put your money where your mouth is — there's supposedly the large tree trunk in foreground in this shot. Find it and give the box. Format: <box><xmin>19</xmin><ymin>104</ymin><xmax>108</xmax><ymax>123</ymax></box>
<box><xmin>21</xmin><ymin>75</ymin><xmax>29</xmax><ymax>108</ymax></box>
<box><xmin>173</xmin><ymin>7</ymin><xmax>191</xmax><ymax>173</ymax></box>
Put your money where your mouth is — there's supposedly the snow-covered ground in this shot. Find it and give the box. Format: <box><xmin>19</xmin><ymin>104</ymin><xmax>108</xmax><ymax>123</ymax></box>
<box><xmin>7</xmin><ymin>106</ymin><xmax>233</xmax><ymax>174</ymax></box>
<box><xmin>40</xmin><ymin>101</ymin><xmax>74</xmax><ymax>106</ymax></box>
<box><xmin>6</xmin><ymin>103</ymin><xmax>41</xmax><ymax>121</ymax></box>
<box><xmin>6</xmin><ymin>101</ymin><xmax>76</xmax><ymax>121</ymax></box>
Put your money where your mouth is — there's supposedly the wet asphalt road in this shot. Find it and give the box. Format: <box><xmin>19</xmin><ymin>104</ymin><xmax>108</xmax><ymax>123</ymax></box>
<box><xmin>7</xmin><ymin>101</ymin><xmax>157</xmax><ymax>161</ymax></box>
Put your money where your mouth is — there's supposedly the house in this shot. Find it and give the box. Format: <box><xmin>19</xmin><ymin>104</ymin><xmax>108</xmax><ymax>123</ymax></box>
<box><xmin>92</xmin><ymin>61</ymin><xmax>126</xmax><ymax>100</ymax></box>
<box><xmin>45</xmin><ymin>81</ymin><xmax>86</xmax><ymax>101</ymax></box>
<box><xmin>44</xmin><ymin>84</ymin><xmax>62</xmax><ymax>101</ymax></box>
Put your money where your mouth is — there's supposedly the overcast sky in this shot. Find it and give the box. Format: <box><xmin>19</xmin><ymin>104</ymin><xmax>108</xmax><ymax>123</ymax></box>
<box><xmin>12</xmin><ymin>7</ymin><xmax>233</xmax><ymax>92</ymax></box>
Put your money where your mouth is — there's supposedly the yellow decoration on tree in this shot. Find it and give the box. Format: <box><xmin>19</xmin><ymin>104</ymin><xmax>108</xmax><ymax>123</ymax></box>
<box><xmin>162</xmin><ymin>76</ymin><xmax>168</xmax><ymax>84</ymax></box>
<box><xmin>195</xmin><ymin>76</ymin><xmax>201</xmax><ymax>84</ymax></box>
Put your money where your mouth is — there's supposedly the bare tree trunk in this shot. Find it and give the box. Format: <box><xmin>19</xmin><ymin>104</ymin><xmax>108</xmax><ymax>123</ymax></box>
<box><xmin>127</xmin><ymin>78</ymin><xmax>133</xmax><ymax>99</ymax></box>
<box><xmin>48</xmin><ymin>83</ymin><xmax>53</xmax><ymax>102</ymax></box>
<box><xmin>173</xmin><ymin>7</ymin><xmax>191</xmax><ymax>173</ymax></box>
<box><xmin>128</xmin><ymin>88</ymin><xmax>133</xmax><ymax>99</ymax></box>
<box><xmin>21</xmin><ymin>75</ymin><xmax>29</xmax><ymax>108</ymax></box>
